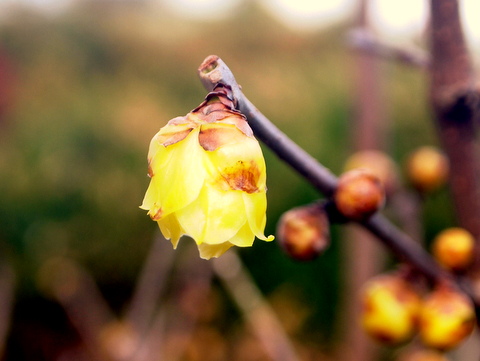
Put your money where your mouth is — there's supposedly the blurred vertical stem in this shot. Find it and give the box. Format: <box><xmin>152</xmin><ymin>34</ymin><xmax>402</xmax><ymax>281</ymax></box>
<box><xmin>0</xmin><ymin>262</ymin><xmax>14</xmax><ymax>359</ymax></box>
<box><xmin>213</xmin><ymin>252</ymin><xmax>301</xmax><ymax>361</ymax></box>
<box><xmin>125</xmin><ymin>233</ymin><xmax>176</xmax><ymax>337</ymax></box>
<box><xmin>429</xmin><ymin>0</ymin><xmax>480</xmax><ymax>268</ymax></box>
<box><xmin>341</xmin><ymin>1</ymin><xmax>385</xmax><ymax>360</ymax></box>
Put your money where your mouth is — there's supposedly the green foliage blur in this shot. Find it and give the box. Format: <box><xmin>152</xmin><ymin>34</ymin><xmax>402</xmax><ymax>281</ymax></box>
<box><xmin>0</xmin><ymin>0</ymin><xmax>456</xmax><ymax>357</ymax></box>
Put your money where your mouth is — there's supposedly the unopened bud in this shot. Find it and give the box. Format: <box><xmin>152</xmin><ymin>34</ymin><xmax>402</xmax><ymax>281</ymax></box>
<box><xmin>432</xmin><ymin>227</ymin><xmax>475</xmax><ymax>272</ymax></box>
<box><xmin>334</xmin><ymin>169</ymin><xmax>385</xmax><ymax>221</ymax></box>
<box><xmin>344</xmin><ymin>150</ymin><xmax>399</xmax><ymax>195</ymax></box>
<box><xmin>360</xmin><ymin>272</ymin><xmax>421</xmax><ymax>345</ymax></box>
<box><xmin>405</xmin><ymin>146</ymin><xmax>449</xmax><ymax>193</ymax></box>
<box><xmin>276</xmin><ymin>203</ymin><xmax>330</xmax><ymax>261</ymax></box>
<box><xmin>418</xmin><ymin>284</ymin><xmax>475</xmax><ymax>350</ymax></box>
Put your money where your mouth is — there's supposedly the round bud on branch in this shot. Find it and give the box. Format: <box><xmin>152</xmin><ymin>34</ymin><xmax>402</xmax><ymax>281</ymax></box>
<box><xmin>276</xmin><ymin>203</ymin><xmax>330</xmax><ymax>261</ymax></box>
<box><xmin>432</xmin><ymin>227</ymin><xmax>475</xmax><ymax>272</ymax></box>
<box><xmin>418</xmin><ymin>283</ymin><xmax>475</xmax><ymax>351</ymax></box>
<box><xmin>405</xmin><ymin>146</ymin><xmax>449</xmax><ymax>193</ymax></box>
<box><xmin>360</xmin><ymin>272</ymin><xmax>421</xmax><ymax>345</ymax></box>
<box><xmin>333</xmin><ymin>169</ymin><xmax>385</xmax><ymax>221</ymax></box>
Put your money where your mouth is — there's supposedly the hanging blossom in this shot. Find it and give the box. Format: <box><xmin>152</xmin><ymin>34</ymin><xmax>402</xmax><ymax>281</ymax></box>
<box><xmin>140</xmin><ymin>85</ymin><xmax>274</xmax><ymax>259</ymax></box>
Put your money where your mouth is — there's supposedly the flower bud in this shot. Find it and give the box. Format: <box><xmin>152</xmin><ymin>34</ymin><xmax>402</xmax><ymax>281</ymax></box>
<box><xmin>418</xmin><ymin>284</ymin><xmax>475</xmax><ymax>350</ymax></box>
<box><xmin>432</xmin><ymin>228</ymin><xmax>475</xmax><ymax>272</ymax></box>
<box><xmin>140</xmin><ymin>85</ymin><xmax>274</xmax><ymax>259</ymax></box>
<box><xmin>276</xmin><ymin>203</ymin><xmax>330</xmax><ymax>261</ymax></box>
<box><xmin>344</xmin><ymin>150</ymin><xmax>399</xmax><ymax>195</ymax></box>
<box><xmin>405</xmin><ymin>146</ymin><xmax>449</xmax><ymax>193</ymax></box>
<box><xmin>360</xmin><ymin>273</ymin><xmax>421</xmax><ymax>345</ymax></box>
<box><xmin>334</xmin><ymin>169</ymin><xmax>385</xmax><ymax>221</ymax></box>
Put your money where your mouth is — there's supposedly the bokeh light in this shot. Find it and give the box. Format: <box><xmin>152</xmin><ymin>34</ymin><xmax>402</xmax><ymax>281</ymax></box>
<box><xmin>260</xmin><ymin>0</ymin><xmax>356</xmax><ymax>32</ymax></box>
<box><xmin>161</xmin><ymin>0</ymin><xmax>243</xmax><ymax>20</ymax></box>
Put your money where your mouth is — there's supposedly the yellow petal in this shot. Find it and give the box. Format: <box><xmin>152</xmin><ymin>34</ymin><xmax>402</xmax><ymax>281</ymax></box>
<box><xmin>148</xmin><ymin>127</ymin><xmax>207</xmax><ymax>218</ymax></box>
<box><xmin>199</xmin><ymin>123</ymin><xmax>247</xmax><ymax>151</ymax></box>
<box><xmin>157</xmin><ymin>213</ymin><xmax>184</xmax><ymax>248</ymax></box>
<box><xmin>155</xmin><ymin>123</ymin><xmax>194</xmax><ymax>147</ymax></box>
<box><xmin>228</xmin><ymin>221</ymin><xmax>256</xmax><ymax>247</ymax></box>
<box><xmin>204</xmin><ymin>131</ymin><xmax>266</xmax><ymax>193</ymax></box>
<box><xmin>146</xmin><ymin>130</ymin><xmax>163</xmax><ymax>164</ymax></box>
<box><xmin>243</xmin><ymin>192</ymin><xmax>274</xmax><ymax>242</ymax></box>
<box><xmin>197</xmin><ymin>242</ymin><xmax>234</xmax><ymax>259</ymax></box>
<box><xmin>175</xmin><ymin>183</ymin><xmax>248</xmax><ymax>245</ymax></box>
<box><xmin>140</xmin><ymin>133</ymin><xmax>175</xmax><ymax>211</ymax></box>
<box><xmin>140</xmin><ymin>176</ymin><xmax>159</xmax><ymax>212</ymax></box>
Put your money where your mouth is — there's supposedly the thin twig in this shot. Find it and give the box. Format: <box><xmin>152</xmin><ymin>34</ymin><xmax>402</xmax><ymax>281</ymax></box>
<box><xmin>199</xmin><ymin>56</ymin><xmax>338</xmax><ymax>197</ymax></box>
<box><xmin>197</xmin><ymin>55</ymin><xmax>447</xmax><ymax>284</ymax></box>
<box><xmin>127</xmin><ymin>243</ymin><xmax>213</xmax><ymax>361</ymax></box>
<box><xmin>348</xmin><ymin>28</ymin><xmax>430</xmax><ymax>69</ymax></box>
<box><xmin>125</xmin><ymin>232</ymin><xmax>176</xmax><ymax>337</ymax></box>
<box><xmin>40</xmin><ymin>257</ymin><xmax>117</xmax><ymax>361</ymax></box>
<box><xmin>158</xmin><ymin>244</ymin><xmax>214</xmax><ymax>361</ymax></box>
<box><xmin>343</xmin><ymin>4</ymin><xmax>387</xmax><ymax>360</ymax></box>
<box><xmin>213</xmin><ymin>251</ymin><xmax>301</xmax><ymax>361</ymax></box>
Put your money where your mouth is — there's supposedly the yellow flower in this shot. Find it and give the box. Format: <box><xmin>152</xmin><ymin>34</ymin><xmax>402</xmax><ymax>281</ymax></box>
<box><xmin>140</xmin><ymin>86</ymin><xmax>274</xmax><ymax>259</ymax></box>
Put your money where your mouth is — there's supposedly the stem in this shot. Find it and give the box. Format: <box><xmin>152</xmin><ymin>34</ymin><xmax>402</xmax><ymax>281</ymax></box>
<box><xmin>197</xmin><ymin>56</ymin><xmax>457</xmax><ymax>286</ymax></box>
<box><xmin>125</xmin><ymin>233</ymin><xmax>176</xmax><ymax>337</ymax></box>
<box><xmin>343</xmin><ymin>3</ymin><xmax>386</xmax><ymax>359</ymax></box>
<box><xmin>198</xmin><ymin>56</ymin><xmax>338</xmax><ymax>197</ymax></box>
<box><xmin>348</xmin><ymin>28</ymin><xmax>429</xmax><ymax>69</ymax></box>
<box><xmin>213</xmin><ymin>251</ymin><xmax>301</xmax><ymax>361</ymax></box>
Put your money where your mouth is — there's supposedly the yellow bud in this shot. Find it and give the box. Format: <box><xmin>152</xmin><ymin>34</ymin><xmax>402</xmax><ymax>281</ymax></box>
<box><xmin>140</xmin><ymin>86</ymin><xmax>274</xmax><ymax>259</ymax></box>
<box><xmin>360</xmin><ymin>273</ymin><xmax>421</xmax><ymax>345</ymax></box>
<box><xmin>405</xmin><ymin>146</ymin><xmax>449</xmax><ymax>193</ymax></box>
<box><xmin>418</xmin><ymin>285</ymin><xmax>475</xmax><ymax>350</ymax></box>
<box><xmin>344</xmin><ymin>150</ymin><xmax>399</xmax><ymax>195</ymax></box>
<box><xmin>334</xmin><ymin>169</ymin><xmax>385</xmax><ymax>221</ymax></box>
<box><xmin>432</xmin><ymin>227</ymin><xmax>475</xmax><ymax>272</ymax></box>
<box><xmin>276</xmin><ymin>203</ymin><xmax>330</xmax><ymax>261</ymax></box>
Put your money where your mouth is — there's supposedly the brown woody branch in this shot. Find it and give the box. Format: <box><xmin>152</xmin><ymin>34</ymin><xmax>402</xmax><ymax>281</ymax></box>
<box><xmin>198</xmin><ymin>54</ymin><xmax>480</xmax><ymax>324</ymax></box>
<box><xmin>429</xmin><ymin>0</ymin><xmax>480</xmax><ymax>256</ymax></box>
<box><xmin>198</xmin><ymin>55</ymin><xmax>450</xmax><ymax>285</ymax></box>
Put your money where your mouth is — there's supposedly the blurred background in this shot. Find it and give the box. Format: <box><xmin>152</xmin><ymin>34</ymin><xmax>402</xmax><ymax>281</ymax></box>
<box><xmin>0</xmin><ymin>0</ymin><xmax>478</xmax><ymax>360</ymax></box>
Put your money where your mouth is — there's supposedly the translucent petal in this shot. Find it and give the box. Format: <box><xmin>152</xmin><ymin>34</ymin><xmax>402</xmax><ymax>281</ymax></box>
<box><xmin>154</xmin><ymin>127</ymin><xmax>207</xmax><ymax>217</ymax></box>
<box><xmin>155</xmin><ymin>124</ymin><xmax>193</xmax><ymax>146</ymax></box>
<box><xmin>243</xmin><ymin>192</ymin><xmax>274</xmax><ymax>242</ymax></box>
<box><xmin>198</xmin><ymin>123</ymin><xmax>247</xmax><ymax>151</ymax></box>
<box><xmin>197</xmin><ymin>241</ymin><xmax>234</xmax><ymax>259</ymax></box>
<box><xmin>141</xmin><ymin>138</ymin><xmax>173</xmax><ymax>212</ymax></box>
<box><xmin>157</xmin><ymin>213</ymin><xmax>185</xmax><ymax>248</ymax></box>
<box><xmin>228</xmin><ymin>221</ymin><xmax>256</xmax><ymax>247</ymax></box>
<box><xmin>204</xmin><ymin>134</ymin><xmax>267</xmax><ymax>193</ymax></box>
<box><xmin>176</xmin><ymin>183</ymin><xmax>247</xmax><ymax>245</ymax></box>
<box><xmin>147</xmin><ymin>131</ymin><xmax>163</xmax><ymax>163</ymax></box>
<box><xmin>140</xmin><ymin>176</ymin><xmax>159</xmax><ymax>211</ymax></box>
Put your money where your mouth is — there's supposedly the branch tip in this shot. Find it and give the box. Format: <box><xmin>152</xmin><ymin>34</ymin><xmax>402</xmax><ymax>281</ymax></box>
<box><xmin>196</xmin><ymin>56</ymin><xmax>465</xmax><ymax>293</ymax></box>
<box><xmin>199</xmin><ymin>55</ymin><xmax>219</xmax><ymax>74</ymax></box>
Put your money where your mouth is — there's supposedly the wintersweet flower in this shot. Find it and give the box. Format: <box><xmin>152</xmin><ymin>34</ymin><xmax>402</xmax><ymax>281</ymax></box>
<box><xmin>140</xmin><ymin>85</ymin><xmax>274</xmax><ymax>259</ymax></box>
